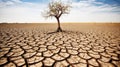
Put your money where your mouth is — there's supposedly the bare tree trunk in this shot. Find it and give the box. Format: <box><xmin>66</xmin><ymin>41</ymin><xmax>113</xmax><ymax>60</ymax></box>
<box><xmin>56</xmin><ymin>17</ymin><xmax>62</xmax><ymax>32</ymax></box>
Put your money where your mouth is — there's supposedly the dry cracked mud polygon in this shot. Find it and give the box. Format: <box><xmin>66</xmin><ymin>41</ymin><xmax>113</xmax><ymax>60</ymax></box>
<box><xmin>0</xmin><ymin>23</ymin><xmax>120</xmax><ymax>67</ymax></box>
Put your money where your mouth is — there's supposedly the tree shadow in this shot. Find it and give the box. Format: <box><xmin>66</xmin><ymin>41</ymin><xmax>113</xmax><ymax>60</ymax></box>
<box><xmin>47</xmin><ymin>30</ymin><xmax>66</xmax><ymax>35</ymax></box>
<box><xmin>47</xmin><ymin>30</ymin><xmax>79</xmax><ymax>35</ymax></box>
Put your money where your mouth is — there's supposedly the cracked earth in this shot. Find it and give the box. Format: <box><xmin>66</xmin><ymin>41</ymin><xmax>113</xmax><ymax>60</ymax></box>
<box><xmin>0</xmin><ymin>23</ymin><xmax>120</xmax><ymax>67</ymax></box>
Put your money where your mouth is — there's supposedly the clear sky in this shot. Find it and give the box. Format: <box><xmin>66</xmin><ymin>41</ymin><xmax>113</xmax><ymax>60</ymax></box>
<box><xmin>0</xmin><ymin>0</ymin><xmax>120</xmax><ymax>23</ymax></box>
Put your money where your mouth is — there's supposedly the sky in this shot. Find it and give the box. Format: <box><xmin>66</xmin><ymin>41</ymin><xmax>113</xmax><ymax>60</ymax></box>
<box><xmin>0</xmin><ymin>0</ymin><xmax>120</xmax><ymax>23</ymax></box>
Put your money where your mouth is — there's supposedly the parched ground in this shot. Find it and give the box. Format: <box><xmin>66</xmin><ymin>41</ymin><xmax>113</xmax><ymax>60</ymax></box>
<box><xmin>0</xmin><ymin>23</ymin><xmax>120</xmax><ymax>67</ymax></box>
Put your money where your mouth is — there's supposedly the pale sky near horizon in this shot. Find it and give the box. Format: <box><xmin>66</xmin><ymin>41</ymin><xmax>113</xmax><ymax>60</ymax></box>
<box><xmin>0</xmin><ymin>0</ymin><xmax>120</xmax><ymax>23</ymax></box>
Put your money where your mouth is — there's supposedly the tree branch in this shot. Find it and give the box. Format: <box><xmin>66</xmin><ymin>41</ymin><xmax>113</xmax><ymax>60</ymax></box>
<box><xmin>58</xmin><ymin>11</ymin><xmax>63</xmax><ymax>18</ymax></box>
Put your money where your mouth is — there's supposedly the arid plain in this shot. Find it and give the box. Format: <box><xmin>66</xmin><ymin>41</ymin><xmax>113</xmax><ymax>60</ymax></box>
<box><xmin>0</xmin><ymin>23</ymin><xmax>120</xmax><ymax>67</ymax></box>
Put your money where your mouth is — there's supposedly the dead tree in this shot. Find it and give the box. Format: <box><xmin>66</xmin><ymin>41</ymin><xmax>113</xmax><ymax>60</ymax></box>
<box><xmin>43</xmin><ymin>0</ymin><xmax>71</xmax><ymax>32</ymax></box>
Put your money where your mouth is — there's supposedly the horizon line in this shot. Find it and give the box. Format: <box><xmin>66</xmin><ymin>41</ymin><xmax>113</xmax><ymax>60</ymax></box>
<box><xmin>0</xmin><ymin>22</ymin><xmax>120</xmax><ymax>23</ymax></box>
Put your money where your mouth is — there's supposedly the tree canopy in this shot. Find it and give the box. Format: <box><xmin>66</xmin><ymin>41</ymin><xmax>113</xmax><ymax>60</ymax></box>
<box><xmin>43</xmin><ymin>0</ymin><xmax>71</xmax><ymax>19</ymax></box>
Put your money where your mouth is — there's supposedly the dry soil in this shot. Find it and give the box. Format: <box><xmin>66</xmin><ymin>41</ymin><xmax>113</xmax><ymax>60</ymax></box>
<box><xmin>0</xmin><ymin>23</ymin><xmax>120</xmax><ymax>67</ymax></box>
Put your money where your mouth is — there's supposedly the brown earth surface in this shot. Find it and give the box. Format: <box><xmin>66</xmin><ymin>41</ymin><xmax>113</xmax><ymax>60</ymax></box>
<box><xmin>0</xmin><ymin>23</ymin><xmax>120</xmax><ymax>67</ymax></box>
